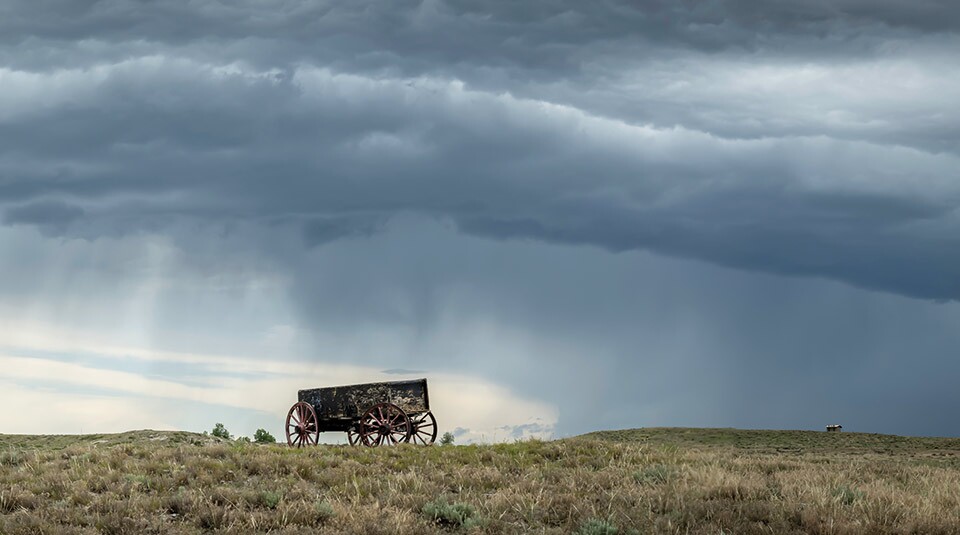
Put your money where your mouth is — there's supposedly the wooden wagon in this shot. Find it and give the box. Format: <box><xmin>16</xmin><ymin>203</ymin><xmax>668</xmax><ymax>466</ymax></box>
<box><xmin>285</xmin><ymin>378</ymin><xmax>438</xmax><ymax>447</ymax></box>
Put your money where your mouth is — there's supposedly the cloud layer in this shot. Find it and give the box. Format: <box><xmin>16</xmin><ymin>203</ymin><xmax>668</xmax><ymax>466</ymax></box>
<box><xmin>2</xmin><ymin>1</ymin><xmax>959</xmax><ymax>299</ymax></box>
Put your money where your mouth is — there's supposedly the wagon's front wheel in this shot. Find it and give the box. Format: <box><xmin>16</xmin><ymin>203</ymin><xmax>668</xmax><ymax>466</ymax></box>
<box><xmin>407</xmin><ymin>411</ymin><xmax>438</xmax><ymax>445</ymax></box>
<box><xmin>285</xmin><ymin>402</ymin><xmax>319</xmax><ymax>447</ymax></box>
<box><xmin>358</xmin><ymin>403</ymin><xmax>411</xmax><ymax>446</ymax></box>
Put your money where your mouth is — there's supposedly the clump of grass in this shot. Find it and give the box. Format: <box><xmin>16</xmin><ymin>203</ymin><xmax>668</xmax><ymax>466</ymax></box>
<box><xmin>422</xmin><ymin>499</ymin><xmax>481</xmax><ymax>528</ymax></box>
<box><xmin>0</xmin><ymin>450</ymin><xmax>26</xmax><ymax>467</ymax></box>
<box><xmin>314</xmin><ymin>499</ymin><xmax>336</xmax><ymax>521</ymax></box>
<box><xmin>124</xmin><ymin>473</ymin><xmax>152</xmax><ymax>490</ymax></box>
<box><xmin>633</xmin><ymin>463</ymin><xmax>675</xmax><ymax>485</ymax></box>
<box><xmin>577</xmin><ymin>518</ymin><xmax>619</xmax><ymax>535</ymax></box>
<box><xmin>163</xmin><ymin>489</ymin><xmax>193</xmax><ymax>517</ymax></box>
<box><xmin>260</xmin><ymin>490</ymin><xmax>282</xmax><ymax>509</ymax></box>
<box><xmin>0</xmin><ymin>490</ymin><xmax>39</xmax><ymax>512</ymax></box>
<box><xmin>832</xmin><ymin>484</ymin><xmax>865</xmax><ymax>505</ymax></box>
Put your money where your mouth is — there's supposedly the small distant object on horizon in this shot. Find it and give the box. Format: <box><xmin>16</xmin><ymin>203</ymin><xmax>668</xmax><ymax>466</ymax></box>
<box><xmin>826</xmin><ymin>424</ymin><xmax>843</xmax><ymax>432</ymax></box>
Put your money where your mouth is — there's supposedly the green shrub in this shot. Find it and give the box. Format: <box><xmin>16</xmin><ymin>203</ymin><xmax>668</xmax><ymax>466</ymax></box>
<box><xmin>633</xmin><ymin>463</ymin><xmax>675</xmax><ymax>485</ymax></box>
<box><xmin>314</xmin><ymin>499</ymin><xmax>335</xmax><ymax>521</ymax></box>
<box><xmin>210</xmin><ymin>423</ymin><xmax>231</xmax><ymax>440</ymax></box>
<box><xmin>440</xmin><ymin>432</ymin><xmax>456</xmax><ymax>446</ymax></box>
<box><xmin>577</xmin><ymin>518</ymin><xmax>619</xmax><ymax>535</ymax></box>
<box><xmin>254</xmin><ymin>429</ymin><xmax>276</xmax><ymax>444</ymax></box>
<box><xmin>260</xmin><ymin>490</ymin><xmax>282</xmax><ymax>509</ymax></box>
<box><xmin>0</xmin><ymin>450</ymin><xmax>26</xmax><ymax>467</ymax></box>
<box><xmin>832</xmin><ymin>484</ymin><xmax>864</xmax><ymax>505</ymax></box>
<box><xmin>422</xmin><ymin>499</ymin><xmax>479</xmax><ymax>527</ymax></box>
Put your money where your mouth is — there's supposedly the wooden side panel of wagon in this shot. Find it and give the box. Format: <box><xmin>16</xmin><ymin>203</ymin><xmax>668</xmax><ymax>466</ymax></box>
<box><xmin>297</xmin><ymin>378</ymin><xmax>429</xmax><ymax>419</ymax></box>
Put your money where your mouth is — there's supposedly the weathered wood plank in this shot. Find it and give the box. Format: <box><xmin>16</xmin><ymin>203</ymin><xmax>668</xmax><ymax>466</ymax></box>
<box><xmin>298</xmin><ymin>378</ymin><xmax>429</xmax><ymax>420</ymax></box>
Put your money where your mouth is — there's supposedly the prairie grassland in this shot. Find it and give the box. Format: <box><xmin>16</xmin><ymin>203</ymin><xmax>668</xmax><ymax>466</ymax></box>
<box><xmin>0</xmin><ymin>428</ymin><xmax>958</xmax><ymax>534</ymax></box>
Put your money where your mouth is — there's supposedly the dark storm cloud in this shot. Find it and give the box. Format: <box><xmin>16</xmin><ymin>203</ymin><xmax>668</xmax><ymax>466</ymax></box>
<box><xmin>1</xmin><ymin>0</ymin><xmax>959</xmax><ymax>301</ymax></box>
<box><xmin>4</xmin><ymin>1</ymin><xmax>960</xmax><ymax>63</ymax></box>
<box><xmin>3</xmin><ymin>200</ymin><xmax>85</xmax><ymax>227</ymax></box>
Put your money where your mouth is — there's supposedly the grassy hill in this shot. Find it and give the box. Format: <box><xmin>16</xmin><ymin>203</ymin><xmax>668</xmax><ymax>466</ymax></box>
<box><xmin>0</xmin><ymin>429</ymin><xmax>227</xmax><ymax>450</ymax></box>
<box><xmin>0</xmin><ymin>428</ymin><xmax>958</xmax><ymax>534</ymax></box>
<box><xmin>584</xmin><ymin>427</ymin><xmax>960</xmax><ymax>457</ymax></box>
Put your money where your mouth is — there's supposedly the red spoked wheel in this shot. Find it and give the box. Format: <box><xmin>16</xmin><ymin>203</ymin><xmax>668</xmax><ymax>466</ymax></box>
<box><xmin>406</xmin><ymin>411</ymin><xmax>438</xmax><ymax>445</ymax></box>
<box><xmin>285</xmin><ymin>402</ymin><xmax>319</xmax><ymax>447</ymax></box>
<box><xmin>358</xmin><ymin>403</ymin><xmax>411</xmax><ymax>447</ymax></box>
<box><xmin>346</xmin><ymin>426</ymin><xmax>360</xmax><ymax>446</ymax></box>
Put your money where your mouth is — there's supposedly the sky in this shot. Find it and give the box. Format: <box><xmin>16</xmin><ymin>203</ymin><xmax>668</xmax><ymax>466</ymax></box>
<box><xmin>2</xmin><ymin>0</ymin><xmax>959</xmax><ymax>442</ymax></box>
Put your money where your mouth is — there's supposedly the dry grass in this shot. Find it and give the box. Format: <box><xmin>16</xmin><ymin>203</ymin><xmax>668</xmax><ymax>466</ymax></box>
<box><xmin>0</xmin><ymin>428</ymin><xmax>959</xmax><ymax>534</ymax></box>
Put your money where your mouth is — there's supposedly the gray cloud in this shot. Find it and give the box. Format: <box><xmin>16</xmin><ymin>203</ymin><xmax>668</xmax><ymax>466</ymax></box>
<box><xmin>2</xmin><ymin>62</ymin><xmax>957</xmax><ymax>298</ymax></box>
<box><xmin>3</xmin><ymin>200</ymin><xmax>85</xmax><ymax>227</ymax></box>
<box><xmin>4</xmin><ymin>1</ymin><xmax>960</xmax><ymax>64</ymax></box>
<box><xmin>499</xmin><ymin>422</ymin><xmax>553</xmax><ymax>439</ymax></box>
<box><xmin>381</xmin><ymin>369</ymin><xmax>427</xmax><ymax>375</ymax></box>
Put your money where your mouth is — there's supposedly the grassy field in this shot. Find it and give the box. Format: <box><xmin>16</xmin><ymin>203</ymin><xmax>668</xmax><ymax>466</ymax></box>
<box><xmin>1</xmin><ymin>428</ymin><xmax>959</xmax><ymax>534</ymax></box>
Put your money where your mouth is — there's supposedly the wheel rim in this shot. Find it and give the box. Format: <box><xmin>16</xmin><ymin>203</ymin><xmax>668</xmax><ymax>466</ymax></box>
<box><xmin>346</xmin><ymin>426</ymin><xmax>360</xmax><ymax>446</ymax></box>
<box><xmin>358</xmin><ymin>403</ymin><xmax>410</xmax><ymax>447</ymax></box>
<box><xmin>407</xmin><ymin>411</ymin><xmax>438</xmax><ymax>445</ymax></box>
<box><xmin>285</xmin><ymin>402</ymin><xmax>319</xmax><ymax>447</ymax></box>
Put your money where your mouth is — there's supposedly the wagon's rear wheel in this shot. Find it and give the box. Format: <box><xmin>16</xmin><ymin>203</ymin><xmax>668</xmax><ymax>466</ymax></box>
<box><xmin>407</xmin><ymin>411</ymin><xmax>438</xmax><ymax>445</ymax></box>
<box><xmin>358</xmin><ymin>403</ymin><xmax>411</xmax><ymax>447</ymax></box>
<box><xmin>285</xmin><ymin>402</ymin><xmax>319</xmax><ymax>447</ymax></box>
<box><xmin>346</xmin><ymin>426</ymin><xmax>360</xmax><ymax>446</ymax></box>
